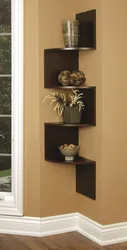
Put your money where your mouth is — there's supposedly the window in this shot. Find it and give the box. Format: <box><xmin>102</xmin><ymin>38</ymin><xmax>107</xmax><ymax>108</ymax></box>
<box><xmin>0</xmin><ymin>0</ymin><xmax>23</xmax><ymax>215</ymax></box>
<box><xmin>0</xmin><ymin>0</ymin><xmax>11</xmax><ymax>193</ymax></box>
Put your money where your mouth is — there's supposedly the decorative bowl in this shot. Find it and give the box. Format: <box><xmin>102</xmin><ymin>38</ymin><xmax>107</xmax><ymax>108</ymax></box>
<box><xmin>59</xmin><ymin>144</ymin><xmax>80</xmax><ymax>161</ymax></box>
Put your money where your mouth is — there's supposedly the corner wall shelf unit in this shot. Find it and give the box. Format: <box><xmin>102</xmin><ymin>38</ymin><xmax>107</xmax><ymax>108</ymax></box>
<box><xmin>44</xmin><ymin>9</ymin><xmax>96</xmax><ymax>200</ymax></box>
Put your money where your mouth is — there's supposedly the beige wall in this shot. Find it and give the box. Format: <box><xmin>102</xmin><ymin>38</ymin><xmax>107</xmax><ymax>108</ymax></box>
<box><xmin>101</xmin><ymin>0</ymin><xmax>127</xmax><ymax>224</ymax></box>
<box><xmin>24</xmin><ymin>0</ymin><xmax>127</xmax><ymax>224</ymax></box>
<box><xmin>24</xmin><ymin>0</ymin><xmax>40</xmax><ymax>217</ymax></box>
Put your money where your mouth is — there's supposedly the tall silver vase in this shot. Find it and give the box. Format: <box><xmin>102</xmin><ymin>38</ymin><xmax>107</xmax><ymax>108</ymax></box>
<box><xmin>62</xmin><ymin>20</ymin><xmax>79</xmax><ymax>48</ymax></box>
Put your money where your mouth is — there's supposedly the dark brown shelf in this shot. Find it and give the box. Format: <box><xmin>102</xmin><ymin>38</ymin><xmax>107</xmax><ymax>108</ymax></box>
<box><xmin>44</xmin><ymin>9</ymin><xmax>96</xmax><ymax>200</ymax></box>
<box><xmin>45</xmin><ymin>47</ymin><xmax>95</xmax><ymax>52</ymax></box>
<box><xmin>45</xmin><ymin>122</ymin><xmax>95</xmax><ymax>127</ymax></box>
<box><xmin>53</xmin><ymin>85</ymin><xmax>95</xmax><ymax>89</ymax></box>
<box><xmin>45</xmin><ymin>156</ymin><xmax>95</xmax><ymax>165</ymax></box>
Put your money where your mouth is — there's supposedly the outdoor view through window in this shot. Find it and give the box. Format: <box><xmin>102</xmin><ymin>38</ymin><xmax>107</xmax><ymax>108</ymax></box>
<box><xmin>0</xmin><ymin>0</ymin><xmax>11</xmax><ymax>192</ymax></box>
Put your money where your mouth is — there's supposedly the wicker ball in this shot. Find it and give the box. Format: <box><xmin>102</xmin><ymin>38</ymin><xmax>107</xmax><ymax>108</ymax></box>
<box><xmin>58</xmin><ymin>70</ymin><xmax>70</xmax><ymax>86</ymax></box>
<box><xmin>69</xmin><ymin>71</ymin><xmax>85</xmax><ymax>86</ymax></box>
<box><xmin>58</xmin><ymin>70</ymin><xmax>85</xmax><ymax>86</ymax></box>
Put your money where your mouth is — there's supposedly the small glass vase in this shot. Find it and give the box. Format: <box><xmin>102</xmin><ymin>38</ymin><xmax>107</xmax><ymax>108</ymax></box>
<box><xmin>62</xmin><ymin>20</ymin><xmax>79</xmax><ymax>48</ymax></box>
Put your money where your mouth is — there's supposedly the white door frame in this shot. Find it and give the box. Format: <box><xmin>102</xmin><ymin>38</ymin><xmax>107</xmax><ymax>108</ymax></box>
<box><xmin>0</xmin><ymin>0</ymin><xmax>24</xmax><ymax>215</ymax></box>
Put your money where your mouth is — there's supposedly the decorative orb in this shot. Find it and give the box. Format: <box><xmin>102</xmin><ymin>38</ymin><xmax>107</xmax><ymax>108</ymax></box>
<box><xmin>58</xmin><ymin>70</ymin><xmax>86</xmax><ymax>86</ymax></box>
<box><xmin>70</xmin><ymin>71</ymin><xmax>86</xmax><ymax>86</ymax></box>
<box><xmin>58</xmin><ymin>70</ymin><xmax>70</xmax><ymax>86</ymax></box>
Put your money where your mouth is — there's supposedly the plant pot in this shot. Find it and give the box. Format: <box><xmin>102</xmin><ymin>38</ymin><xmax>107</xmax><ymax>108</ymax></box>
<box><xmin>62</xmin><ymin>106</ymin><xmax>82</xmax><ymax>124</ymax></box>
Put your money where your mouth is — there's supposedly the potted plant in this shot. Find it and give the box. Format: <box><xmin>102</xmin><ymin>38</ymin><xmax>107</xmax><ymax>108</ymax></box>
<box><xmin>43</xmin><ymin>89</ymin><xmax>85</xmax><ymax>123</ymax></box>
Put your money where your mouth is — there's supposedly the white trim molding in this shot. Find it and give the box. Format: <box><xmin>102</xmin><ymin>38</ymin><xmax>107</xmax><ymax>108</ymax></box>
<box><xmin>40</xmin><ymin>213</ymin><xmax>77</xmax><ymax>237</ymax></box>
<box><xmin>0</xmin><ymin>213</ymin><xmax>77</xmax><ymax>237</ymax></box>
<box><xmin>11</xmin><ymin>0</ymin><xmax>24</xmax><ymax>216</ymax></box>
<box><xmin>77</xmin><ymin>213</ymin><xmax>127</xmax><ymax>246</ymax></box>
<box><xmin>0</xmin><ymin>213</ymin><xmax>127</xmax><ymax>246</ymax></box>
<box><xmin>0</xmin><ymin>0</ymin><xmax>24</xmax><ymax>215</ymax></box>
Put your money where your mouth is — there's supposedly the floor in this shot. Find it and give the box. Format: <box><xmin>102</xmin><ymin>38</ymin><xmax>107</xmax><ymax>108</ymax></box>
<box><xmin>0</xmin><ymin>232</ymin><xmax>126</xmax><ymax>249</ymax></box>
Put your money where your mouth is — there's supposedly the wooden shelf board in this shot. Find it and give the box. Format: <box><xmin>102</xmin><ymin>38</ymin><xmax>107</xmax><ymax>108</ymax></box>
<box><xmin>45</xmin><ymin>47</ymin><xmax>95</xmax><ymax>52</ymax></box>
<box><xmin>45</xmin><ymin>156</ymin><xmax>95</xmax><ymax>165</ymax></box>
<box><xmin>45</xmin><ymin>122</ymin><xmax>95</xmax><ymax>127</ymax></box>
<box><xmin>49</xmin><ymin>85</ymin><xmax>95</xmax><ymax>89</ymax></box>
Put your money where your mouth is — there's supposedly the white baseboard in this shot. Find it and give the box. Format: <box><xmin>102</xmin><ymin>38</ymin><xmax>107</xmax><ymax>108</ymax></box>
<box><xmin>0</xmin><ymin>213</ymin><xmax>127</xmax><ymax>246</ymax></box>
<box><xmin>0</xmin><ymin>216</ymin><xmax>41</xmax><ymax>236</ymax></box>
<box><xmin>77</xmin><ymin>213</ymin><xmax>127</xmax><ymax>246</ymax></box>
<box><xmin>40</xmin><ymin>213</ymin><xmax>77</xmax><ymax>236</ymax></box>
<box><xmin>0</xmin><ymin>213</ymin><xmax>77</xmax><ymax>237</ymax></box>
<box><xmin>77</xmin><ymin>213</ymin><xmax>103</xmax><ymax>245</ymax></box>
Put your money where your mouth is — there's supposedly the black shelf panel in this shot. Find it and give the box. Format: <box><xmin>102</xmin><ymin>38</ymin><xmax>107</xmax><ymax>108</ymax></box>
<box><xmin>76</xmin><ymin>162</ymin><xmax>96</xmax><ymax>200</ymax></box>
<box><xmin>45</xmin><ymin>156</ymin><xmax>95</xmax><ymax>165</ymax></box>
<box><xmin>76</xmin><ymin>9</ymin><xmax>96</xmax><ymax>48</ymax></box>
<box><xmin>45</xmin><ymin>122</ymin><xmax>95</xmax><ymax>127</ymax></box>
<box><xmin>45</xmin><ymin>124</ymin><xmax>79</xmax><ymax>160</ymax></box>
<box><xmin>44</xmin><ymin>50</ymin><xmax>78</xmax><ymax>88</ymax></box>
<box><xmin>45</xmin><ymin>47</ymin><xmax>95</xmax><ymax>52</ymax></box>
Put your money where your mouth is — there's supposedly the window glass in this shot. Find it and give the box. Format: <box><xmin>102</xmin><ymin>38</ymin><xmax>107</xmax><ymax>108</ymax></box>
<box><xmin>0</xmin><ymin>0</ymin><xmax>11</xmax><ymax>192</ymax></box>
<box><xmin>0</xmin><ymin>0</ymin><xmax>11</xmax><ymax>33</ymax></box>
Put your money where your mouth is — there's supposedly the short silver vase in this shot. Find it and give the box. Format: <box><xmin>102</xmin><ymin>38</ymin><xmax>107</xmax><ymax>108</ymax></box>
<box><xmin>62</xmin><ymin>20</ymin><xmax>79</xmax><ymax>48</ymax></box>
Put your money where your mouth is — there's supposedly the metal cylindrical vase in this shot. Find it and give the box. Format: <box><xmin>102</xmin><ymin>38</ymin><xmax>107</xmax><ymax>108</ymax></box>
<box><xmin>62</xmin><ymin>20</ymin><xmax>79</xmax><ymax>48</ymax></box>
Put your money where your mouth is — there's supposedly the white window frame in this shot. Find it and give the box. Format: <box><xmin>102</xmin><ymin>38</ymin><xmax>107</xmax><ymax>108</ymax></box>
<box><xmin>0</xmin><ymin>0</ymin><xmax>24</xmax><ymax>215</ymax></box>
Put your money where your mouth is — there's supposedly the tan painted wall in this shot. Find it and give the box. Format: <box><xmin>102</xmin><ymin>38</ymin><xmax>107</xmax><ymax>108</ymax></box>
<box><xmin>24</xmin><ymin>0</ymin><xmax>40</xmax><ymax>217</ymax></box>
<box><xmin>24</xmin><ymin>0</ymin><xmax>127</xmax><ymax>224</ymax></box>
<box><xmin>101</xmin><ymin>0</ymin><xmax>127</xmax><ymax>224</ymax></box>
